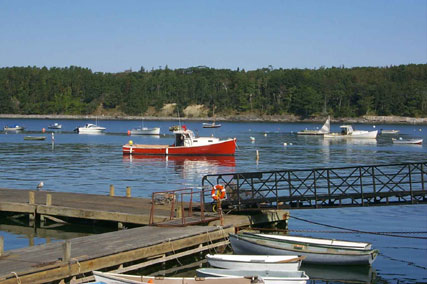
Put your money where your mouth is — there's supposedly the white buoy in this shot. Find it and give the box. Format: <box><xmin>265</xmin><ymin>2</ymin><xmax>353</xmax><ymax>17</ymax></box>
<box><xmin>289</xmin><ymin>143</ymin><xmax>293</xmax><ymax>145</ymax></box>
<box><xmin>373</xmin><ymin>125</ymin><xmax>376</xmax><ymax>128</ymax></box>
<box><xmin>283</xmin><ymin>142</ymin><xmax>287</xmax><ymax>146</ymax></box>
<box><xmin>264</xmin><ymin>133</ymin><xmax>267</xmax><ymax>137</ymax></box>
<box><xmin>250</xmin><ymin>136</ymin><xmax>255</xmax><ymax>142</ymax></box>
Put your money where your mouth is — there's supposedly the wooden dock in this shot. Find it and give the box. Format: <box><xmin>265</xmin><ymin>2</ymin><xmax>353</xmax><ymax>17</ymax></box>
<box><xmin>0</xmin><ymin>187</ymin><xmax>172</xmax><ymax>227</ymax></box>
<box><xmin>0</xmin><ymin>225</ymin><xmax>233</xmax><ymax>284</ymax></box>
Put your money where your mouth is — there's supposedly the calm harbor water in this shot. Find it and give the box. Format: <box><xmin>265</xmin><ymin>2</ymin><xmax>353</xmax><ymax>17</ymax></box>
<box><xmin>0</xmin><ymin>118</ymin><xmax>426</xmax><ymax>283</ymax></box>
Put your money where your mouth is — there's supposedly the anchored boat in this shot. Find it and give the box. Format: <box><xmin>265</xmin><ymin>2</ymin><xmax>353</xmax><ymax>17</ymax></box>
<box><xmin>297</xmin><ymin>116</ymin><xmax>330</xmax><ymax>135</ymax></box>
<box><xmin>3</xmin><ymin>125</ymin><xmax>25</xmax><ymax>131</ymax></box>
<box><xmin>123</xmin><ymin>125</ymin><xmax>236</xmax><ymax>156</ymax></box>
<box><xmin>324</xmin><ymin>125</ymin><xmax>377</xmax><ymax>139</ymax></box>
<box><xmin>74</xmin><ymin>123</ymin><xmax>106</xmax><ymax>134</ymax></box>
<box><xmin>229</xmin><ymin>233</ymin><xmax>378</xmax><ymax>265</ymax></box>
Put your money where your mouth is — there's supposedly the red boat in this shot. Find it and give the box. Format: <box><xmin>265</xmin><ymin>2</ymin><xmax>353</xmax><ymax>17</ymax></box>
<box><xmin>122</xmin><ymin>125</ymin><xmax>236</xmax><ymax>156</ymax></box>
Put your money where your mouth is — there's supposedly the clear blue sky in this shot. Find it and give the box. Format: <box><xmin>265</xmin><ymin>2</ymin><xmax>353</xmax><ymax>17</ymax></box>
<box><xmin>1</xmin><ymin>0</ymin><xmax>426</xmax><ymax>73</ymax></box>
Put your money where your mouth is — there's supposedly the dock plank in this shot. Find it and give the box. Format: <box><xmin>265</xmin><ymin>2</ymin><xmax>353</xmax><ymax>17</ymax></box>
<box><xmin>0</xmin><ymin>225</ymin><xmax>233</xmax><ymax>283</ymax></box>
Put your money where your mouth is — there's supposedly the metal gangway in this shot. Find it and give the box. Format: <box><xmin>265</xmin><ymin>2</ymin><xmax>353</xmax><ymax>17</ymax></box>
<box><xmin>201</xmin><ymin>162</ymin><xmax>426</xmax><ymax>211</ymax></box>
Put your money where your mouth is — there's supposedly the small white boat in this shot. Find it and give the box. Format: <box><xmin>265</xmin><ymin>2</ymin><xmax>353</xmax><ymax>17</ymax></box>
<box><xmin>24</xmin><ymin>136</ymin><xmax>46</xmax><ymax>141</ymax></box>
<box><xmin>206</xmin><ymin>254</ymin><xmax>303</xmax><ymax>271</ymax></box>
<box><xmin>392</xmin><ymin>138</ymin><xmax>423</xmax><ymax>145</ymax></box>
<box><xmin>130</xmin><ymin>127</ymin><xmax>160</xmax><ymax>135</ymax></box>
<box><xmin>324</xmin><ymin>125</ymin><xmax>377</xmax><ymax>139</ymax></box>
<box><xmin>297</xmin><ymin>116</ymin><xmax>330</xmax><ymax>135</ymax></box>
<box><xmin>3</xmin><ymin>125</ymin><xmax>25</xmax><ymax>131</ymax></box>
<box><xmin>197</xmin><ymin>268</ymin><xmax>309</xmax><ymax>284</ymax></box>
<box><xmin>48</xmin><ymin>122</ymin><xmax>62</xmax><ymax>129</ymax></box>
<box><xmin>93</xmin><ymin>271</ymin><xmax>264</xmax><ymax>284</ymax></box>
<box><xmin>381</xmin><ymin>129</ymin><xmax>399</xmax><ymax>135</ymax></box>
<box><xmin>203</xmin><ymin>122</ymin><xmax>221</xmax><ymax>128</ymax></box>
<box><xmin>75</xmin><ymin>123</ymin><xmax>106</xmax><ymax>134</ymax></box>
<box><xmin>229</xmin><ymin>233</ymin><xmax>378</xmax><ymax>265</ymax></box>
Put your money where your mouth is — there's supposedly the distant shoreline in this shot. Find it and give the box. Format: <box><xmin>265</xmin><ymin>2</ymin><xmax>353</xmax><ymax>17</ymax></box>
<box><xmin>0</xmin><ymin>114</ymin><xmax>426</xmax><ymax>125</ymax></box>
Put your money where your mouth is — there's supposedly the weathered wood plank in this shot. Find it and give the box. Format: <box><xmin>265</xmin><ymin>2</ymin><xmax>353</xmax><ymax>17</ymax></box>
<box><xmin>0</xmin><ymin>225</ymin><xmax>233</xmax><ymax>284</ymax></box>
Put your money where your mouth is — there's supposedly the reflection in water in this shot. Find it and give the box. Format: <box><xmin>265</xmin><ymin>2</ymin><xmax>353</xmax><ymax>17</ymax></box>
<box><xmin>322</xmin><ymin>138</ymin><xmax>378</xmax><ymax>146</ymax></box>
<box><xmin>302</xmin><ymin>264</ymin><xmax>376</xmax><ymax>283</ymax></box>
<box><xmin>123</xmin><ymin>155</ymin><xmax>236</xmax><ymax>179</ymax></box>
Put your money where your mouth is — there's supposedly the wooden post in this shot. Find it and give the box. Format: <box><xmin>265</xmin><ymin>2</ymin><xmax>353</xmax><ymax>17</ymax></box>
<box><xmin>109</xmin><ymin>184</ymin><xmax>115</xmax><ymax>197</ymax></box>
<box><xmin>63</xmin><ymin>240</ymin><xmax>71</xmax><ymax>262</ymax></box>
<box><xmin>126</xmin><ymin>186</ymin><xmax>131</xmax><ymax>197</ymax></box>
<box><xmin>29</xmin><ymin>191</ymin><xmax>35</xmax><ymax>222</ymax></box>
<box><xmin>29</xmin><ymin>191</ymin><xmax>35</xmax><ymax>204</ymax></box>
<box><xmin>0</xmin><ymin>236</ymin><xmax>3</xmax><ymax>256</ymax></box>
<box><xmin>46</xmin><ymin>194</ymin><xmax>52</xmax><ymax>206</ymax></box>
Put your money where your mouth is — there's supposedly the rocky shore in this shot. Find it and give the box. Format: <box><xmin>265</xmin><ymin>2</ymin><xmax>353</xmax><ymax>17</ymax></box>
<box><xmin>0</xmin><ymin>113</ymin><xmax>426</xmax><ymax>124</ymax></box>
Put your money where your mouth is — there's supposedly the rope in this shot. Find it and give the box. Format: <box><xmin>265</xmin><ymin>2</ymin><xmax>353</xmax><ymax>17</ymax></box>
<box><xmin>288</xmin><ymin>229</ymin><xmax>427</xmax><ymax>235</ymax></box>
<box><xmin>10</xmin><ymin>272</ymin><xmax>21</xmax><ymax>284</ymax></box>
<box><xmin>218</xmin><ymin>226</ymin><xmax>233</xmax><ymax>249</ymax></box>
<box><xmin>289</xmin><ymin>215</ymin><xmax>427</xmax><ymax>240</ymax></box>
<box><xmin>206</xmin><ymin>231</ymin><xmax>217</xmax><ymax>254</ymax></box>
<box><xmin>168</xmin><ymin>238</ymin><xmax>183</xmax><ymax>266</ymax></box>
<box><xmin>71</xmin><ymin>258</ymin><xmax>81</xmax><ymax>275</ymax></box>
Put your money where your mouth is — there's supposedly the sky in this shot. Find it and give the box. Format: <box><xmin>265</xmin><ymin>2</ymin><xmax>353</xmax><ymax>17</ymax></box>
<box><xmin>0</xmin><ymin>0</ymin><xmax>426</xmax><ymax>73</ymax></box>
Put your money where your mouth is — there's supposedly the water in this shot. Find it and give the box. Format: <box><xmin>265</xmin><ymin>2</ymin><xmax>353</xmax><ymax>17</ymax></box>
<box><xmin>1</xmin><ymin>118</ymin><xmax>426</xmax><ymax>283</ymax></box>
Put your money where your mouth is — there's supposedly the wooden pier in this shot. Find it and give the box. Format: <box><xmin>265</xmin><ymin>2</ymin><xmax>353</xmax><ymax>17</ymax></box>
<box><xmin>0</xmin><ymin>225</ymin><xmax>233</xmax><ymax>284</ymax></box>
<box><xmin>0</xmin><ymin>187</ymin><xmax>177</xmax><ymax>227</ymax></box>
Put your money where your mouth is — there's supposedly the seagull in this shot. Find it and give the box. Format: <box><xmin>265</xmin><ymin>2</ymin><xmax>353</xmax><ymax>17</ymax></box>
<box><xmin>36</xmin><ymin>181</ymin><xmax>44</xmax><ymax>191</ymax></box>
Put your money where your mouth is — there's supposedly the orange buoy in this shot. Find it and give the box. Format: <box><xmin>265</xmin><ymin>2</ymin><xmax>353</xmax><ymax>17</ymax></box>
<box><xmin>127</xmin><ymin>130</ymin><xmax>131</xmax><ymax>135</ymax></box>
<box><xmin>42</xmin><ymin>128</ymin><xmax>46</xmax><ymax>133</ymax></box>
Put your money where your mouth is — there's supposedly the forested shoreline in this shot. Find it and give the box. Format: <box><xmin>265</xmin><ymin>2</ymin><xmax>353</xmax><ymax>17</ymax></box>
<box><xmin>0</xmin><ymin>64</ymin><xmax>426</xmax><ymax>118</ymax></box>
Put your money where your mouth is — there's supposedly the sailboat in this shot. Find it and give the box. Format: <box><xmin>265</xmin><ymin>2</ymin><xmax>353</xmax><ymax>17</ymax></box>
<box><xmin>203</xmin><ymin>105</ymin><xmax>222</xmax><ymax>128</ymax></box>
<box><xmin>297</xmin><ymin>116</ymin><xmax>330</xmax><ymax>135</ymax></box>
<box><xmin>129</xmin><ymin>117</ymin><xmax>161</xmax><ymax>135</ymax></box>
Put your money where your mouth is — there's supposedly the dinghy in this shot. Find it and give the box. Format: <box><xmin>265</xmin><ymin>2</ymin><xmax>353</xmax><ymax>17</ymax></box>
<box><xmin>206</xmin><ymin>254</ymin><xmax>303</xmax><ymax>271</ymax></box>
<box><xmin>93</xmin><ymin>270</ymin><xmax>264</xmax><ymax>284</ymax></box>
<box><xmin>392</xmin><ymin>138</ymin><xmax>423</xmax><ymax>145</ymax></box>
<box><xmin>196</xmin><ymin>269</ymin><xmax>309</xmax><ymax>284</ymax></box>
<box><xmin>229</xmin><ymin>233</ymin><xmax>378</xmax><ymax>265</ymax></box>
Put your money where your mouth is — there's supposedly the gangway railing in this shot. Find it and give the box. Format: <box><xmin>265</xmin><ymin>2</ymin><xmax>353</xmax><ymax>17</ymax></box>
<box><xmin>201</xmin><ymin>162</ymin><xmax>427</xmax><ymax>211</ymax></box>
<box><xmin>149</xmin><ymin>188</ymin><xmax>220</xmax><ymax>226</ymax></box>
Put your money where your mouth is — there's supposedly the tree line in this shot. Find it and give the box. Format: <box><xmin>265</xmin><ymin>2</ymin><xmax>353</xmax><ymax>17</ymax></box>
<box><xmin>0</xmin><ymin>64</ymin><xmax>426</xmax><ymax>118</ymax></box>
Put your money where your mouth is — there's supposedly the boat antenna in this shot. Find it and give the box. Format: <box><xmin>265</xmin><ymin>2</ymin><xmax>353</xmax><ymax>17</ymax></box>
<box><xmin>177</xmin><ymin>108</ymin><xmax>181</xmax><ymax>127</ymax></box>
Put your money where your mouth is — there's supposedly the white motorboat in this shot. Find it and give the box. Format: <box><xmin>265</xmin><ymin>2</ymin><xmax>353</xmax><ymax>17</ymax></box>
<box><xmin>392</xmin><ymin>138</ymin><xmax>423</xmax><ymax>145</ymax></box>
<box><xmin>93</xmin><ymin>270</ymin><xmax>264</xmax><ymax>284</ymax></box>
<box><xmin>323</xmin><ymin>125</ymin><xmax>377</xmax><ymax>139</ymax></box>
<box><xmin>75</xmin><ymin>123</ymin><xmax>106</xmax><ymax>134</ymax></box>
<box><xmin>206</xmin><ymin>254</ymin><xmax>303</xmax><ymax>271</ymax></box>
<box><xmin>48</xmin><ymin>122</ymin><xmax>62</xmax><ymax>129</ymax></box>
<box><xmin>297</xmin><ymin>116</ymin><xmax>330</xmax><ymax>135</ymax></box>
<box><xmin>3</xmin><ymin>125</ymin><xmax>25</xmax><ymax>131</ymax></box>
<box><xmin>197</xmin><ymin>268</ymin><xmax>309</xmax><ymax>284</ymax></box>
<box><xmin>229</xmin><ymin>233</ymin><xmax>378</xmax><ymax>265</ymax></box>
<box><xmin>130</xmin><ymin>127</ymin><xmax>160</xmax><ymax>135</ymax></box>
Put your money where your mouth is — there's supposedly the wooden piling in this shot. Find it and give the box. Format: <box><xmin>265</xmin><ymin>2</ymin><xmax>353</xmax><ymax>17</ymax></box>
<box><xmin>29</xmin><ymin>191</ymin><xmax>35</xmax><ymax>205</ymax></box>
<box><xmin>126</xmin><ymin>186</ymin><xmax>131</xmax><ymax>198</ymax></box>
<box><xmin>63</xmin><ymin>240</ymin><xmax>71</xmax><ymax>262</ymax></box>
<box><xmin>0</xmin><ymin>236</ymin><xmax>3</xmax><ymax>256</ymax></box>
<box><xmin>109</xmin><ymin>185</ymin><xmax>115</xmax><ymax>197</ymax></box>
<box><xmin>46</xmin><ymin>194</ymin><xmax>52</xmax><ymax>206</ymax></box>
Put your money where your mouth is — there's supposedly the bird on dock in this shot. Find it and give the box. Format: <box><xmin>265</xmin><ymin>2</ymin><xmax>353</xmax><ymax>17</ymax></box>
<box><xmin>36</xmin><ymin>181</ymin><xmax>44</xmax><ymax>191</ymax></box>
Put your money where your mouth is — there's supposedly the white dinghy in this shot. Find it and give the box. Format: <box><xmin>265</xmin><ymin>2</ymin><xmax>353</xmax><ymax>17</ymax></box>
<box><xmin>206</xmin><ymin>254</ymin><xmax>303</xmax><ymax>271</ymax></box>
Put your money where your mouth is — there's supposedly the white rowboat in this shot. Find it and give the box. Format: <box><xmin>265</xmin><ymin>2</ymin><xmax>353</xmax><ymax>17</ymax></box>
<box><xmin>93</xmin><ymin>271</ymin><xmax>264</xmax><ymax>284</ymax></box>
<box><xmin>197</xmin><ymin>269</ymin><xmax>309</xmax><ymax>284</ymax></box>
<box><xmin>229</xmin><ymin>233</ymin><xmax>378</xmax><ymax>265</ymax></box>
<box><xmin>206</xmin><ymin>254</ymin><xmax>303</xmax><ymax>271</ymax></box>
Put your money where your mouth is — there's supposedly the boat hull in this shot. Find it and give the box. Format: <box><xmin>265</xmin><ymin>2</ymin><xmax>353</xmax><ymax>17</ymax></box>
<box><xmin>229</xmin><ymin>234</ymin><xmax>378</xmax><ymax>265</ymax></box>
<box><xmin>206</xmin><ymin>254</ymin><xmax>301</xmax><ymax>271</ymax></box>
<box><xmin>196</xmin><ymin>269</ymin><xmax>309</xmax><ymax>284</ymax></box>
<box><xmin>123</xmin><ymin>138</ymin><xmax>236</xmax><ymax>156</ymax></box>
<box><xmin>93</xmin><ymin>271</ymin><xmax>264</xmax><ymax>284</ymax></box>
<box><xmin>130</xmin><ymin>127</ymin><xmax>160</xmax><ymax>135</ymax></box>
<box><xmin>392</xmin><ymin>138</ymin><xmax>423</xmax><ymax>145</ymax></box>
<box><xmin>324</xmin><ymin>130</ymin><xmax>378</xmax><ymax>139</ymax></box>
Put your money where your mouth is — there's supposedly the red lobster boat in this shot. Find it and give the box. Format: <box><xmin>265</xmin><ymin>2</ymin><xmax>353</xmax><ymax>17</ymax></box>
<box><xmin>123</xmin><ymin>125</ymin><xmax>236</xmax><ymax>156</ymax></box>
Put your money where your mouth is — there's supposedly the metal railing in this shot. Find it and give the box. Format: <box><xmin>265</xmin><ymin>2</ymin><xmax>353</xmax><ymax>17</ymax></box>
<box><xmin>201</xmin><ymin>162</ymin><xmax>427</xmax><ymax>210</ymax></box>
